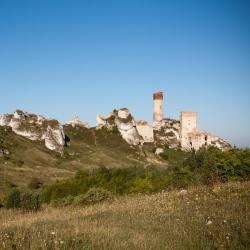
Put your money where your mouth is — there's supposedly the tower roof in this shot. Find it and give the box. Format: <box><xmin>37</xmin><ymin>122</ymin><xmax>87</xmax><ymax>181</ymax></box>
<box><xmin>153</xmin><ymin>92</ymin><xmax>163</xmax><ymax>100</ymax></box>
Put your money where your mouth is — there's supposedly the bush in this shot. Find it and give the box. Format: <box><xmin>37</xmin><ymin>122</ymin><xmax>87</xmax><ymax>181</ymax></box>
<box><xmin>4</xmin><ymin>190</ymin><xmax>21</xmax><ymax>209</ymax></box>
<box><xmin>163</xmin><ymin>166</ymin><xmax>192</xmax><ymax>189</ymax></box>
<box><xmin>20</xmin><ymin>191</ymin><xmax>40</xmax><ymax>211</ymax></box>
<box><xmin>52</xmin><ymin>195</ymin><xmax>75</xmax><ymax>207</ymax></box>
<box><xmin>41</xmin><ymin>149</ymin><xmax>250</xmax><ymax>206</ymax></box>
<box><xmin>42</xmin><ymin>179</ymin><xmax>83</xmax><ymax>203</ymax></box>
<box><xmin>74</xmin><ymin>188</ymin><xmax>112</xmax><ymax>205</ymax></box>
<box><xmin>3</xmin><ymin>190</ymin><xmax>41</xmax><ymax>211</ymax></box>
<box><xmin>129</xmin><ymin>177</ymin><xmax>153</xmax><ymax>194</ymax></box>
<box><xmin>184</xmin><ymin>147</ymin><xmax>250</xmax><ymax>184</ymax></box>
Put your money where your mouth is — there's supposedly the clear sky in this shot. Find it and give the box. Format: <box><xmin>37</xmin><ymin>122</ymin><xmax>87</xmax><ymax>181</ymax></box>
<box><xmin>0</xmin><ymin>0</ymin><xmax>249</xmax><ymax>147</ymax></box>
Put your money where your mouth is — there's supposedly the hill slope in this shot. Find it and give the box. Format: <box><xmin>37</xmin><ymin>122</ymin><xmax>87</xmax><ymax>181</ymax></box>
<box><xmin>0</xmin><ymin>181</ymin><xmax>249</xmax><ymax>249</ymax></box>
<box><xmin>0</xmin><ymin>125</ymin><xmax>166</xmax><ymax>195</ymax></box>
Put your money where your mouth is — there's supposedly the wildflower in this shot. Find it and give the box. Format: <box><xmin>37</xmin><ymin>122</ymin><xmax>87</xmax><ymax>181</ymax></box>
<box><xmin>60</xmin><ymin>241</ymin><xmax>64</xmax><ymax>244</ymax></box>
<box><xmin>206</xmin><ymin>220</ymin><xmax>212</xmax><ymax>225</ymax></box>
<box><xmin>180</xmin><ymin>189</ymin><xmax>187</xmax><ymax>194</ymax></box>
<box><xmin>51</xmin><ymin>232</ymin><xmax>56</xmax><ymax>235</ymax></box>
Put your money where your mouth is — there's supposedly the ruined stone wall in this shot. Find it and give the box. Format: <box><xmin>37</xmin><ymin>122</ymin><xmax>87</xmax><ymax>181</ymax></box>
<box><xmin>180</xmin><ymin>112</ymin><xmax>197</xmax><ymax>149</ymax></box>
<box><xmin>136</xmin><ymin>121</ymin><xmax>154</xmax><ymax>143</ymax></box>
<box><xmin>180</xmin><ymin>112</ymin><xmax>197</xmax><ymax>135</ymax></box>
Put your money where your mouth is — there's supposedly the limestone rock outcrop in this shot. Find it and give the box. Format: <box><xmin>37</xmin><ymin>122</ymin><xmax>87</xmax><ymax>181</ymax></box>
<box><xmin>66</xmin><ymin>116</ymin><xmax>89</xmax><ymax>128</ymax></box>
<box><xmin>96</xmin><ymin>108</ymin><xmax>141</xmax><ymax>146</ymax></box>
<box><xmin>153</xmin><ymin>119</ymin><xmax>180</xmax><ymax>149</ymax></box>
<box><xmin>152</xmin><ymin>118</ymin><xmax>230</xmax><ymax>151</ymax></box>
<box><xmin>0</xmin><ymin>110</ymin><xmax>66</xmax><ymax>153</ymax></box>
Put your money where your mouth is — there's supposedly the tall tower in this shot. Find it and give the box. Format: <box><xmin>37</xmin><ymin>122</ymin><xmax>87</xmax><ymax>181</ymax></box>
<box><xmin>153</xmin><ymin>92</ymin><xmax>164</xmax><ymax>122</ymax></box>
<box><xmin>180</xmin><ymin>112</ymin><xmax>197</xmax><ymax>136</ymax></box>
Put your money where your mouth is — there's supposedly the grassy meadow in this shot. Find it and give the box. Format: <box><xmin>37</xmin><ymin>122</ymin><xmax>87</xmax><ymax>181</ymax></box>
<box><xmin>0</xmin><ymin>181</ymin><xmax>249</xmax><ymax>250</ymax></box>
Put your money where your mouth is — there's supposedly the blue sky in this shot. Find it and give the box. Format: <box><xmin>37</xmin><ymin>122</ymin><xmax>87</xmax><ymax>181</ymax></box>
<box><xmin>0</xmin><ymin>0</ymin><xmax>249</xmax><ymax>147</ymax></box>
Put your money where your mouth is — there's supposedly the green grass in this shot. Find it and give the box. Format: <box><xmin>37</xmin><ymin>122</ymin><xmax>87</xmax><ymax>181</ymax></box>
<box><xmin>0</xmin><ymin>181</ymin><xmax>249</xmax><ymax>249</ymax></box>
<box><xmin>0</xmin><ymin>126</ymin><xmax>167</xmax><ymax>197</ymax></box>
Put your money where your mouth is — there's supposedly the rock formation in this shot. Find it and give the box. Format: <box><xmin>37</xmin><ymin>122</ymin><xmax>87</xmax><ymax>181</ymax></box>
<box><xmin>0</xmin><ymin>91</ymin><xmax>231</xmax><ymax>153</ymax></box>
<box><xmin>66</xmin><ymin>116</ymin><xmax>89</xmax><ymax>128</ymax></box>
<box><xmin>96</xmin><ymin>108</ymin><xmax>141</xmax><ymax>146</ymax></box>
<box><xmin>153</xmin><ymin>119</ymin><xmax>180</xmax><ymax>149</ymax></box>
<box><xmin>0</xmin><ymin>110</ymin><xmax>66</xmax><ymax>153</ymax></box>
<box><xmin>95</xmin><ymin>103</ymin><xmax>230</xmax><ymax>151</ymax></box>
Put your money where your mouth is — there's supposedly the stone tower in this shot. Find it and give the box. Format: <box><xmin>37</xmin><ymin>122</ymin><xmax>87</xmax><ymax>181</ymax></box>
<box><xmin>180</xmin><ymin>112</ymin><xmax>197</xmax><ymax>136</ymax></box>
<box><xmin>153</xmin><ymin>92</ymin><xmax>164</xmax><ymax>122</ymax></box>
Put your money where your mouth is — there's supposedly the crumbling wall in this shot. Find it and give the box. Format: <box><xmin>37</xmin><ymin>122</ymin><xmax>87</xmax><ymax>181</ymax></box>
<box><xmin>136</xmin><ymin>120</ymin><xmax>154</xmax><ymax>143</ymax></box>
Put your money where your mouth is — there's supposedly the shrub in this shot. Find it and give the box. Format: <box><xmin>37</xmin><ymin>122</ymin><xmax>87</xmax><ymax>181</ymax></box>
<box><xmin>51</xmin><ymin>195</ymin><xmax>75</xmax><ymax>207</ymax></box>
<box><xmin>3</xmin><ymin>190</ymin><xmax>41</xmax><ymax>211</ymax></box>
<box><xmin>184</xmin><ymin>147</ymin><xmax>250</xmax><ymax>184</ymax></box>
<box><xmin>4</xmin><ymin>190</ymin><xmax>21</xmax><ymax>209</ymax></box>
<box><xmin>42</xmin><ymin>179</ymin><xmax>82</xmax><ymax>203</ymax></box>
<box><xmin>20</xmin><ymin>191</ymin><xmax>41</xmax><ymax>211</ymax></box>
<box><xmin>162</xmin><ymin>167</ymin><xmax>192</xmax><ymax>190</ymax></box>
<box><xmin>74</xmin><ymin>188</ymin><xmax>112</xmax><ymax>205</ymax></box>
<box><xmin>129</xmin><ymin>177</ymin><xmax>153</xmax><ymax>194</ymax></box>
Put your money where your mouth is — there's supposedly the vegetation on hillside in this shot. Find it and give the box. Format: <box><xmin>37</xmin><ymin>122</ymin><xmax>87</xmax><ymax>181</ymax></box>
<box><xmin>1</xmin><ymin>124</ymin><xmax>250</xmax><ymax>249</ymax></box>
<box><xmin>0</xmin><ymin>125</ymin><xmax>163</xmax><ymax>196</ymax></box>
<box><xmin>0</xmin><ymin>182</ymin><xmax>249</xmax><ymax>249</ymax></box>
<box><xmin>1</xmin><ymin>145</ymin><xmax>249</xmax><ymax>209</ymax></box>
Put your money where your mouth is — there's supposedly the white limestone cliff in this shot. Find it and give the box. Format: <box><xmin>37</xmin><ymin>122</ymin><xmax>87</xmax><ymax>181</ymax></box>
<box><xmin>153</xmin><ymin>119</ymin><xmax>181</xmax><ymax>149</ymax></box>
<box><xmin>45</xmin><ymin>125</ymin><xmax>65</xmax><ymax>152</ymax></box>
<box><xmin>66</xmin><ymin>116</ymin><xmax>89</xmax><ymax>128</ymax></box>
<box><xmin>0</xmin><ymin>110</ymin><xmax>66</xmax><ymax>153</ymax></box>
<box><xmin>96</xmin><ymin>108</ymin><xmax>141</xmax><ymax>146</ymax></box>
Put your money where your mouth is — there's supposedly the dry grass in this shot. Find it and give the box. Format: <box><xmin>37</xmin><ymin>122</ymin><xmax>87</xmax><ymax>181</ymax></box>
<box><xmin>0</xmin><ymin>182</ymin><xmax>250</xmax><ymax>250</ymax></box>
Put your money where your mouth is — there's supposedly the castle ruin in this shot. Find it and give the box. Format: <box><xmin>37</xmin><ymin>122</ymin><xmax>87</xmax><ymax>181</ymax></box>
<box><xmin>152</xmin><ymin>92</ymin><xmax>230</xmax><ymax>151</ymax></box>
<box><xmin>96</xmin><ymin>91</ymin><xmax>230</xmax><ymax>151</ymax></box>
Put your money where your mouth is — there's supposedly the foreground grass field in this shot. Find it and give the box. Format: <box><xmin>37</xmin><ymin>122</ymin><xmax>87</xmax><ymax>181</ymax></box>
<box><xmin>0</xmin><ymin>182</ymin><xmax>249</xmax><ymax>250</ymax></box>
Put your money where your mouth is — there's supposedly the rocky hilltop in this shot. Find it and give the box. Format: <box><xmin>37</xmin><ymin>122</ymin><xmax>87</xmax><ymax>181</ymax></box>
<box><xmin>96</xmin><ymin>108</ymin><xmax>141</xmax><ymax>146</ymax></box>
<box><xmin>66</xmin><ymin>116</ymin><xmax>89</xmax><ymax>128</ymax></box>
<box><xmin>97</xmin><ymin>108</ymin><xmax>231</xmax><ymax>151</ymax></box>
<box><xmin>153</xmin><ymin>119</ymin><xmax>230</xmax><ymax>151</ymax></box>
<box><xmin>0</xmin><ymin>106</ymin><xmax>231</xmax><ymax>154</ymax></box>
<box><xmin>0</xmin><ymin>110</ymin><xmax>66</xmax><ymax>153</ymax></box>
